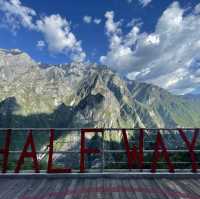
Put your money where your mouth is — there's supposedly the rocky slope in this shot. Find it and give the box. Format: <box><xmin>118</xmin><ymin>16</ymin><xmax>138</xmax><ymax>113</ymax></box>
<box><xmin>1</xmin><ymin>48</ymin><xmax>200</xmax><ymax>129</ymax></box>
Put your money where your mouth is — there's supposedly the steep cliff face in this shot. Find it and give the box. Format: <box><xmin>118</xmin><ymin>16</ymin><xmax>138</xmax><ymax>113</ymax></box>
<box><xmin>0</xmin><ymin>48</ymin><xmax>200</xmax><ymax>129</ymax></box>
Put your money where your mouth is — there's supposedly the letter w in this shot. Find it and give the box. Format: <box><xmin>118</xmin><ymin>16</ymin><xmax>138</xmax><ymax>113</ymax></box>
<box><xmin>122</xmin><ymin>129</ymin><xmax>144</xmax><ymax>171</ymax></box>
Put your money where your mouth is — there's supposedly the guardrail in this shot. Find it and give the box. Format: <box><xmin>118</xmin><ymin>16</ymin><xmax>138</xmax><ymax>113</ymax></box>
<box><xmin>0</xmin><ymin>128</ymin><xmax>200</xmax><ymax>174</ymax></box>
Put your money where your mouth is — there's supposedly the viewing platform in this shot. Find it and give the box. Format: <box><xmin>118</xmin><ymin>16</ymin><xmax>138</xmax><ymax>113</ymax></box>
<box><xmin>0</xmin><ymin>128</ymin><xmax>200</xmax><ymax>198</ymax></box>
<box><xmin>1</xmin><ymin>174</ymin><xmax>200</xmax><ymax>199</ymax></box>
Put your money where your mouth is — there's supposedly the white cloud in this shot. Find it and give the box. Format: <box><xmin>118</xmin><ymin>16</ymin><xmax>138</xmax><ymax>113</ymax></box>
<box><xmin>139</xmin><ymin>0</ymin><xmax>152</xmax><ymax>7</ymax></box>
<box><xmin>36</xmin><ymin>40</ymin><xmax>45</xmax><ymax>49</ymax></box>
<box><xmin>0</xmin><ymin>0</ymin><xmax>36</xmax><ymax>31</ymax></box>
<box><xmin>100</xmin><ymin>11</ymin><xmax>137</xmax><ymax>71</ymax></box>
<box><xmin>36</xmin><ymin>14</ymin><xmax>86</xmax><ymax>62</ymax></box>
<box><xmin>105</xmin><ymin>11</ymin><xmax>121</xmax><ymax>34</ymax></box>
<box><xmin>101</xmin><ymin>2</ymin><xmax>200</xmax><ymax>94</ymax></box>
<box><xmin>194</xmin><ymin>3</ymin><xmax>200</xmax><ymax>14</ymax></box>
<box><xmin>83</xmin><ymin>15</ymin><xmax>101</xmax><ymax>25</ymax></box>
<box><xmin>126</xmin><ymin>0</ymin><xmax>152</xmax><ymax>7</ymax></box>
<box><xmin>144</xmin><ymin>34</ymin><xmax>160</xmax><ymax>45</ymax></box>
<box><xmin>0</xmin><ymin>0</ymin><xmax>86</xmax><ymax>62</ymax></box>
<box><xmin>94</xmin><ymin>18</ymin><xmax>101</xmax><ymax>24</ymax></box>
<box><xmin>83</xmin><ymin>15</ymin><xmax>92</xmax><ymax>24</ymax></box>
<box><xmin>127</xmin><ymin>18</ymin><xmax>143</xmax><ymax>27</ymax></box>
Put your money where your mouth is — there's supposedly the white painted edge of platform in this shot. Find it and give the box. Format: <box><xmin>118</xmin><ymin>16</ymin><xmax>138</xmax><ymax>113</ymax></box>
<box><xmin>0</xmin><ymin>172</ymin><xmax>200</xmax><ymax>179</ymax></box>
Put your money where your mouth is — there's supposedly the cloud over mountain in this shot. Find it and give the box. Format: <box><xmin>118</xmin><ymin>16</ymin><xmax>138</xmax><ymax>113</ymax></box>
<box><xmin>36</xmin><ymin>15</ymin><xmax>86</xmax><ymax>62</ymax></box>
<box><xmin>0</xmin><ymin>0</ymin><xmax>86</xmax><ymax>62</ymax></box>
<box><xmin>101</xmin><ymin>2</ymin><xmax>200</xmax><ymax>94</ymax></box>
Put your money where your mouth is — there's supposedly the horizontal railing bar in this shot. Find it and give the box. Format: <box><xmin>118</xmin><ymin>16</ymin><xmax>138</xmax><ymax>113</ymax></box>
<box><xmin>54</xmin><ymin>141</ymin><xmax>186</xmax><ymax>144</ymax></box>
<box><xmin>106</xmin><ymin>161</ymin><xmax>200</xmax><ymax>164</ymax></box>
<box><xmin>7</xmin><ymin>141</ymin><xmax>173</xmax><ymax>144</ymax></box>
<box><xmin>1</xmin><ymin>169</ymin><xmax>198</xmax><ymax>172</ymax></box>
<box><xmin>5</xmin><ymin>150</ymin><xmax>200</xmax><ymax>153</ymax></box>
<box><xmin>1</xmin><ymin>160</ymin><xmax>198</xmax><ymax>164</ymax></box>
<box><xmin>8</xmin><ymin>151</ymin><xmax>79</xmax><ymax>153</ymax></box>
<box><xmin>0</xmin><ymin>128</ymin><xmax>199</xmax><ymax>131</ymax></box>
<box><xmin>104</xmin><ymin>150</ymin><xmax>200</xmax><ymax>152</ymax></box>
<box><xmin>4</xmin><ymin>150</ymin><xmax>200</xmax><ymax>154</ymax></box>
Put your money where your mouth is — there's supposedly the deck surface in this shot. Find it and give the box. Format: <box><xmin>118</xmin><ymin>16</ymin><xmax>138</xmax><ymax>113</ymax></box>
<box><xmin>0</xmin><ymin>176</ymin><xmax>200</xmax><ymax>199</ymax></box>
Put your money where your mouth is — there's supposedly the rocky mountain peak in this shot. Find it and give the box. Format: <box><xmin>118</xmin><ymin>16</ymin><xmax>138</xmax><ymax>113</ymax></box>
<box><xmin>0</xmin><ymin>48</ymin><xmax>37</xmax><ymax>81</ymax></box>
<box><xmin>0</xmin><ymin>48</ymin><xmax>36</xmax><ymax>66</ymax></box>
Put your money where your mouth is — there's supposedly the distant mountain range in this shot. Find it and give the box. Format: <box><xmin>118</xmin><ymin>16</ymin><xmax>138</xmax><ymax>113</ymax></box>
<box><xmin>1</xmin><ymin>48</ymin><xmax>200</xmax><ymax>129</ymax></box>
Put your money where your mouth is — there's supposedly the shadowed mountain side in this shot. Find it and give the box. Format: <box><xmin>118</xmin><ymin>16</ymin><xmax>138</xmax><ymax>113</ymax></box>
<box><xmin>0</xmin><ymin>97</ymin><xmax>74</xmax><ymax>152</ymax></box>
<box><xmin>0</xmin><ymin>94</ymin><xmax>113</xmax><ymax>129</ymax></box>
<box><xmin>0</xmin><ymin>97</ymin><xmax>73</xmax><ymax>128</ymax></box>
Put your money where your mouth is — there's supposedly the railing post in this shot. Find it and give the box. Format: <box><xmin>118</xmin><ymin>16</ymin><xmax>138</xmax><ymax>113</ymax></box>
<box><xmin>0</xmin><ymin>129</ymin><xmax>11</xmax><ymax>173</ymax></box>
<box><xmin>101</xmin><ymin>131</ymin><xmax>105</xmax><ymax>172</ymax></box>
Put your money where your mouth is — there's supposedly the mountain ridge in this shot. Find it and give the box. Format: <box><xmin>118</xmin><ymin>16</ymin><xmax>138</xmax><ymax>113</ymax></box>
<box><xmin>0</xmin><ymin>48</ymin><xmax>200</xmax><ymax>128</ymax></box>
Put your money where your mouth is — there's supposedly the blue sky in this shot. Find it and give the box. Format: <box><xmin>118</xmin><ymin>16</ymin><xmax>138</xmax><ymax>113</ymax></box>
<box><xmin>0</xmin><ymin>0</ymin><xmax>200</xmax><ymax>95</ymax></box>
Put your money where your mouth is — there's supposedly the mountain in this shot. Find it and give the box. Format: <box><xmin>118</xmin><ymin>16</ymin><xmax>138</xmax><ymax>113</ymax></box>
<box><xmin>183</xmin><ymin>94</ymin><xmax>200</xmax><ymax>101</ymax></box>
<box><xmin>1</xmin><ymin>48</ymin><xmax>200</xmax><ymax>130</ymax></box>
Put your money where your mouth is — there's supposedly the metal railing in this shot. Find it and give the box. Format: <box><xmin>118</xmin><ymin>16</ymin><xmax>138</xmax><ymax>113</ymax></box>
<box><xmin>0</xmin><ymin>128</ymin><xmax>200</xmax><ymax>174</ymax></box>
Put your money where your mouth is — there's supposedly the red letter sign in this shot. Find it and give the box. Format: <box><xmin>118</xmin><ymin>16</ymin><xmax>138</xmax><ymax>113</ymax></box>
<box><xmin>122</xmin><ymin>129</ymin><xmax>144</xmax><ymax>171</ymax></box>
<box><xmin>0</xmin><ymin>129</ymin><xmax>11</xmax><ymax>173</ymax></box>
<box><xmin>80</xmin><ymin>128</ymin><xmax>103</xmax><ymax>172</ymax></box>
<box><xmin>15</xmin><ymin>130</ymin><xmax>40</xmax><ymax>173</ymax></box>
<box><xmin>47</xmin><ymin>129</ymin><xmax>71</xmax><ymax>173</ymax></box>
<box><xmin>151</xmin><ymin>131</ymin><xmax>174</xmax><ymax>173</ymax></box>
<box><xmin>178</xmin><ymin>128</ymin><xmax>199</xmax><ymax>172</ymax></box>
